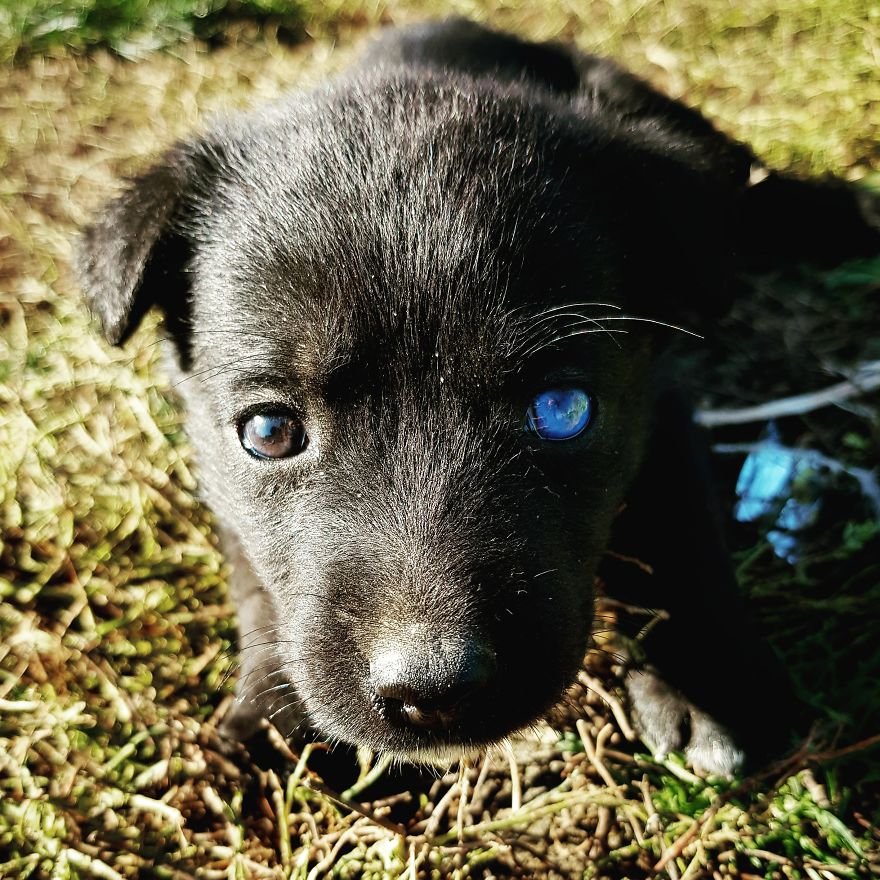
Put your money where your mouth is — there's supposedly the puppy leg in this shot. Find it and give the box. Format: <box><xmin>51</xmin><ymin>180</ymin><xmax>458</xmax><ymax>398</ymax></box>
<box><xmin>624</xmin><ymin>668</ymin><xmax>747</xmax><ymax>775</ymax></box>
<box><xmin>215</xmin><ymin>528</ymin><xmax>305</xmax><ymax>745</ymax></box>
<box><xmin>601</xmin><ymin>391</ymin><xmax>802</xmax><ymax>775</ymax></box>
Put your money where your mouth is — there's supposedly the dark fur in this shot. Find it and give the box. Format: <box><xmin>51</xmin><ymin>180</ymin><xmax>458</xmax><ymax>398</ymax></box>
<box><xmin>77</xmin><ymin>19</ymin><xmax>879</xmax><ymax>772</ymax></box>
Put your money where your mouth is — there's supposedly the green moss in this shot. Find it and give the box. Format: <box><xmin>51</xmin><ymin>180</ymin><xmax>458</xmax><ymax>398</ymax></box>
<box><xmin>1</xmin><ymin>0</ymin><xmax>307</xmax><ymax>62</ymax></box>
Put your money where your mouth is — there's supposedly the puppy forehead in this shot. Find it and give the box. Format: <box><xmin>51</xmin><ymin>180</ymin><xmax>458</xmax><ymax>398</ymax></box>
<box><xmin>196</xmin><ymin>273</ymin><xmax>521</xmax><ymax>392</ymax></box>
<box><xmin>192</xmin><ymin>74</ymin><xmax>624</xmax><ymax>383</ymax></box>
<box><xmin>197</xmin><ymin>226</ymin><xmax>612</xmax><ymax>393</ymax></box>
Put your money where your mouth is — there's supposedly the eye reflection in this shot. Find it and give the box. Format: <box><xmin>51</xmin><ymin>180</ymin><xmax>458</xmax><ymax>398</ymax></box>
<box><xmin>239</xmin><ymin>411</ymin><xmax>306</xmax><ymax>459</ymax></box>
<box><xmin>526</xmin><ymin>388</ymin><xmax>592</xmax><ymax>440</ymax></box>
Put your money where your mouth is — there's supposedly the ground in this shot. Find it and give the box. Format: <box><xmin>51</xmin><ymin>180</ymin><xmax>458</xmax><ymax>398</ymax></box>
<box><xmin>1</xmin><ymin>1</ymin><xmax>879</xmax><ymax>877</ymax></box>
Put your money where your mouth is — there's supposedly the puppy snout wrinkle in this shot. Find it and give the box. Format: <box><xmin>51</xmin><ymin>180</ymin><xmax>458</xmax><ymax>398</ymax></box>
<box><xmin>369</xmin><ymin>637</ymin><xmax>496</xmax><ymax>730</ymax></box>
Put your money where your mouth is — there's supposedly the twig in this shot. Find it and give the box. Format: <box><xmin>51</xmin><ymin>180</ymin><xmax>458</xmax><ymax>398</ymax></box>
<box><xmin>808</xmin><ymin>731</ymin><xmax>880</xmax><ymax>763</ymax></box>
<box><xmin>420</xmin><ymin>777</ymin><xmax>462</xmax><ymax>839</ymax></box>
<box><xmin>623</xmin><ymin>806</ymin><xmax>644</xmax><ymax>846</ymax></box>
<box><xmin>603</xmin><ymin>551</ymin><xmax>654</xmax><ymax>575</ymax></box>
<box><xmin>503</xmin><ymin>744</ymin><xmax>522</xmax><ymax>812</ymax></box>
<box><xmin>61</xmin><ymin>848</ymin><xmax>125</xmax><ymax>880</ymax></box>
<box><xmin>799</xmin><ymin>769</ymin><xmax>830</xmax><ymax>809</ymax></box>
<box><xmin>577</xmin><ymin>671</ymin><xmax>637</xmax><ymax>742</ymax></box>
<box><xmin>456</xmin><ymin>759</ymin><xmax>471</xmax><ymax>844</ymax></box>
<box><xmin>468</xmin><ymin>750</ymin><xmax>494</xmax><ymax>818</ymax></box>
<box><xmin>341</xmin><ymin>753</ymin><xmax>391</xmax><ymax>801</ymax></box>
<box><xmin>266</xmin><ymin>771</ymin><xmax>292</xmax><ymax>868</ymax></box>
<box><xmin>304</xmin><ymin>778</ymin><xmax>408</xmax><ymax>837</ymax></box>
<box><xmin>696</xmin><ymin>360</ymin><xmax>880</xmax><ymax>426</ymax></box>
<box><xmin>655</xmin><ymin>804</ymin><xmax>719</xmax><ymax>872</ymax></box>
<box><xmin>576</xmin><ymin>719</ymin><xmax>619</xmax><ymax>789</ymax></box>
<box><xmin>305</xmin><ymin>827</ymin><xmax>362</xmax><ymax>880</ymax></box>
<box><xmin>741</xmin><ymin>848</ymin><xmax>791</xmax><ymax>865</ymax></box>
<box><xmin>641</xmin><ymin>775</ymin><xmax>678</xmax><ymax>879</ymax></box>
<box><xmin>431</xmin><ymin>788</ymin><xmax>627</xmax><ymax>844</ymax></box>
<box><xmin>594</xmin><ymin>806</ymin><xmax>611</xmax><ymax>846</ymax></box>
<box><xmin>680</xmin><ymin>841</ymin><xmax>708</xmax><ymax>880</ymax></box>
<box><xmin>595</xmin><ymin>721</ymin><xmax>614</xmax><ymax>760</ymax></box>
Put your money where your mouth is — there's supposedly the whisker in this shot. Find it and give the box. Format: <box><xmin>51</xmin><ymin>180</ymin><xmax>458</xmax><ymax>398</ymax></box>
<box><xmin>596</xmin><ymin>315</ymin><xmax>703</xmax><ymax>338</ymax></box>
<box><xmin>521</xmin><ymin>312</ymin><xmax>624</xmax><ymax>354</ymax></box>
<box><xmin>220</xmin><ymin>651</ymin><xmax>308</xmax><ymax>688</ymax></box>
<box><xmin>521</xmin><ymin>327</ymin><xmax>629</xmax><ymax>360</ymax></box>
<box><xmin>245</xmin><ymin>680</ymin><xmax>297</xmax><ymax>703</ymax></box>
<box><xmin>172</xmin><ymin>354</ymin><xmax>275</xmax><ymax>388</ymax></box>
<box><xmin>511</xmin><ymin>301</ymin><xmax>622</xmax><ymax>322</ymax></box>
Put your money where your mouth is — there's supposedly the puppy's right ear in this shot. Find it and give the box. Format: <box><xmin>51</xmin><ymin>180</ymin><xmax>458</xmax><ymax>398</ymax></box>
<box><xmin>76</xmin><ymin>145</ymin><xmax>204</xmax><ymax>347</ymax></box>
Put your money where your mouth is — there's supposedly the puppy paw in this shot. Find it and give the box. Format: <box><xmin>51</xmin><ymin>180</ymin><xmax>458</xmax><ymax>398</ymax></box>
<box><xmin>626</xmin><ymin>668</ymin><xmax>745</xmax><ymax>777</ymax></box>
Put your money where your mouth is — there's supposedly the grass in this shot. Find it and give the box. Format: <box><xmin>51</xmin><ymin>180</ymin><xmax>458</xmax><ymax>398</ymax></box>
<box><xmin>0</xmin><ymin>0</ymin><xmax>325</xmax><ymax>62</ymax></box>
<box><xmin>1</xmin><ymin>1</ymin><xmax>879</xmax><ymax>877</ymax></box>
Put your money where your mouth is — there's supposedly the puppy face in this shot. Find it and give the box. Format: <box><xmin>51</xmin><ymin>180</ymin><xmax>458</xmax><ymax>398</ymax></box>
<box><xmin>79</xmin><ymin>67</ymin><xmax>731</xmax><ymax>758</ymax></box>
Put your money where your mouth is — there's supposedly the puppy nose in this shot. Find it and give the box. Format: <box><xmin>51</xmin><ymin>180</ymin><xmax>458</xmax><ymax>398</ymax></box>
<box><xmin>369</xmin><ymin>640</ymin><xmax>496</xmax><ymax>729</ymax></box>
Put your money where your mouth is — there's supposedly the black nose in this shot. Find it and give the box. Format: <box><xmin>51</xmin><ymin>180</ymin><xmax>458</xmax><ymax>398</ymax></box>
<box><xmin>369</xmin><ymin>639</ymin><xmax>496</xmax><ymax>730</ymax></box>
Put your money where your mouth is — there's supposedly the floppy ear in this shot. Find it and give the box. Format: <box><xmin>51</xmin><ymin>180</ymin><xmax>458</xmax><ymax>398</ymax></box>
<box><xmin>569</xmin><ymin>57</ymin><xmax>756</xmax><ymax>324</ymax></box>
<box><xmin>573</xmin><ymin>56</ymin><xmax>879</xmax><ymax>325</ymax></box>
<box><xmin>608</xmin><ymin>130</ymin><xmax>753</xmax><ymax>327</ymax></box>
<box><xmin>76</xmin><ymin>144</ymin><xmax>206</xmax><ymax>349</ymax></box>
<box><xmin>611</xmin><ymin>130</ymin><xmax>880</xmax><ymax>333</ymax></box>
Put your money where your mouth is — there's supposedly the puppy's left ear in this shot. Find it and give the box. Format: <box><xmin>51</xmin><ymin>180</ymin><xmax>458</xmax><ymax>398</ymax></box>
<box><xmin>580</xmin><ymin>58</ymin><xmax>879</xmax><ymax>326</ymax></box>
<box><xmin>612</xmin><ymin>135</ymin><xmax>750</xmax><ymax>328</ymax></box>
<box><xmin>619</xmin><ymin>140</ymin><xmax>880</xmax><ymax>330</ymax></box>
<box><xmin>76</xmin><ymin>142</ymin><xmax>212</xmax><ymax>348</ymax></box>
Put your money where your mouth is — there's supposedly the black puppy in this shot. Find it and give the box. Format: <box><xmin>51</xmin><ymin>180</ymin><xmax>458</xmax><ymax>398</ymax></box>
<box><xmin>77</xmin><ymin>20</ymin><xmax>878</xmax><ymax>774</ymax></box>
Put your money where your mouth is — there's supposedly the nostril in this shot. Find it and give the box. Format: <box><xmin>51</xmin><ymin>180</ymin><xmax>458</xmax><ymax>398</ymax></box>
<box><xmin>374</xmin><ymin>678</ymin><xmax>476</xmax><ymax>711</ymax></box>
<box><xmin>374</xmin><ymin>681</ymin><xmax>440</xmax><ymax>708</ymax></box>
<box><xmin>369</xmin><ymin>640</ymin><xmax>496</xmax><ymax>729</ymax></box>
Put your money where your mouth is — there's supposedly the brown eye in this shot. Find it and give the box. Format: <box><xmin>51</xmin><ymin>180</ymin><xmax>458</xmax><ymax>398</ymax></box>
<box><xmin>239</xmin><ymin>411</ymin><xmax>306</xmax><ymax>459</ymax></box>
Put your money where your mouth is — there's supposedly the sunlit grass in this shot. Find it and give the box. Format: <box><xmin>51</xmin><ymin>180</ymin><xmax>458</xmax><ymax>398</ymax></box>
<box><xmin>1</xmin><ymin>1</ymin><xmax>878</xmax><ymax>876</ymax></box>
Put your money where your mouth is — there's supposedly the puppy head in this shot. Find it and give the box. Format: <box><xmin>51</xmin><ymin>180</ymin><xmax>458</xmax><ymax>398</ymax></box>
<box><xmin>78</xmin><ymin>70</ymin><xmax>740</xmax><ymax>758</ymax></box>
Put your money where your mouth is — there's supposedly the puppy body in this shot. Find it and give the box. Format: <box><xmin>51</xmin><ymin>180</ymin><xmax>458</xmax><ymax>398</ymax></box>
<box><xmin>78</xmin><ymin>20</ymin><xmax>879</xmax><ymax>773</ymax></box>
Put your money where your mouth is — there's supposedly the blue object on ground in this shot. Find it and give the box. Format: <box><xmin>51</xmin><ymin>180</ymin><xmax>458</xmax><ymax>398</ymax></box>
<box><xmin>733</xmin><ymin>423</ymin><xmax>823</xmax><ymax>563</ymax></box>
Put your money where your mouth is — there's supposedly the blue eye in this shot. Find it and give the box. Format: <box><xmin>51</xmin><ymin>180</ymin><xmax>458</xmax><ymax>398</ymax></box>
<box><xmin>239</xmin><ymin>410</ymin><xmax>307</xmax><ymax>459</ymax></box>
<box><xmin>526</xmin><ymin>388</ymin><xmax>593</xmax><ymax>440</ymax></box>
